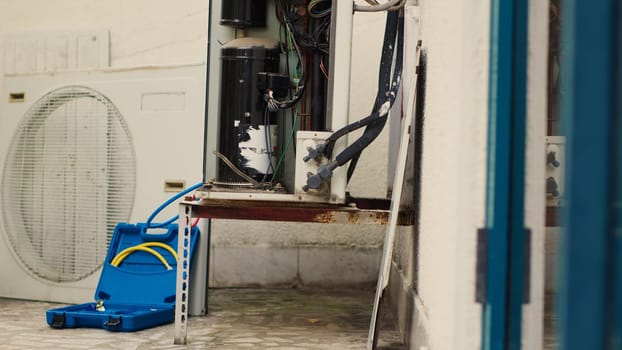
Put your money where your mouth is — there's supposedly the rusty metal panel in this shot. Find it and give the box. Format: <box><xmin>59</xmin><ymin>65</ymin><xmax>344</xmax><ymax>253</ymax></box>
<box><xmin>183</xmin><ymin>198</ymin><xmax>412</xmax><ymax>226</ymax></box>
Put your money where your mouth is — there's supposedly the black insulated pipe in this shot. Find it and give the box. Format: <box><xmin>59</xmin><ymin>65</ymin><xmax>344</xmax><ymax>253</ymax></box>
<box><xmin>304</xmin><ymin>10</ymin><xmax>405</xmax><ymax>190</ymax></box>
<box><xmin>346</xmin><ymin>10</ymin><xmax>404</xmax><ymax>180</ymax></box>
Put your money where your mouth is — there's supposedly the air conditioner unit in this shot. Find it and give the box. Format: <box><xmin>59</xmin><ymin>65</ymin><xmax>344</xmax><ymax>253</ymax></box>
<box><xmin>0</xmin><ymin>64</ymin><xmax>205</xmax><ymax>303</ymax></box>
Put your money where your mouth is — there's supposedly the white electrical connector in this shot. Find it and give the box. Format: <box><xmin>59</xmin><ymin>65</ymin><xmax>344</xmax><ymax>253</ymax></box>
<box><xmin>545</xmin><ymin>136</ymin><xmax>565</xmax><ymax>206</ymax></box>
<box><xmin>294</xmin><ymin>131</ymin><xmax>333</xmax><ymax>198</ymax></box>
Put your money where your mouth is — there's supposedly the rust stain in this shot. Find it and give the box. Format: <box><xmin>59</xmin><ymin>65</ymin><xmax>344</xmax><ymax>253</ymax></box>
<box><xmin>313</xmin><ymin>212</ymin><xmax>336</xmax><ymax>223</ymax></box>
<box><xmin>375</xmin><ymin>212</ymin><xmax>389</xmax><ymax>225</ymax></box>
<box><xmin>347</xmin><ymin>212</ymin><xmax>360</xmax><ymax>224</ymax></box>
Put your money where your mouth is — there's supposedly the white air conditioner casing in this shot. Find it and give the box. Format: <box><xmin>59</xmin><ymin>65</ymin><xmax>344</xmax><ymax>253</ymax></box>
<box><xmin>0</xmin><ymin>64</ymin><xmax>205</xmax><ymax>303</ymax></box>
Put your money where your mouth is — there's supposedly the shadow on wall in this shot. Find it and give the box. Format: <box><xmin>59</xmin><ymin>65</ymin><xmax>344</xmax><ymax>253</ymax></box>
<box><xmin>385</xmin><ymin>49</ymin><xmax>428</xmax><ymax>347</ymax></box>
<box><xmin>410</xmin><ymin>49</ymin><xmax>427</xmax><ymax>293</ymax></box>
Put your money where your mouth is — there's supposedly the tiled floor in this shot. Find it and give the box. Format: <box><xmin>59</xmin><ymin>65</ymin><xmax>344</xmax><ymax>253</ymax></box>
<box><xmin>0</xmin><ymin>288</ymin><xmax>403</xmax><ymax>349</ymax></box>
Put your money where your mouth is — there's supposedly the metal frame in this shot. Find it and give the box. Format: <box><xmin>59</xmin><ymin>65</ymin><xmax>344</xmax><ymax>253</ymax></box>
<box><xmin>172</xmin><ymin>196</ymin><xmax>411</xmax><ymax>344</ymax></box>
<box><xmin>558</xmin><ymin>0</ymin><xmax>621</xmax><ymax>348</ymax></box>
<box><xmin>325</xmin><ymin>0</ymin><xmax>354</xmax><ymax>204</ymax></box>
<box><xmin>481</xmin><ymin>0</ymin><xmax>529</xmax><ymax>348</ymax></box>
<box><xmin>174</xmin><ymin>203</ymin><xmax>193</xmax><ymax>345</ymax></box>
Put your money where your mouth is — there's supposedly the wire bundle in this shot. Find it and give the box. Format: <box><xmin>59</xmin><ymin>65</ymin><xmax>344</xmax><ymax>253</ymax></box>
<box><xmin>308</xmin><ymin>0</ymin><xmax>331</xmax><ymax>18</ymax></box>
<box><xmin>268</xmin><ymin>0</ymin><xmax>307</xmax><ymax>111</ymax></box>
<box><xmin>253</xmin><ymin>0</ymin><xmax>311</xmax><ymax>186</ymax></box>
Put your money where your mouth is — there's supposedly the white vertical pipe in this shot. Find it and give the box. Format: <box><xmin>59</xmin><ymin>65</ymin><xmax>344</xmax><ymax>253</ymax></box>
<box><xmin>326</xmin><ymin>0</ymin><xmax>354</xmax><ymax>204</ymax></box>
<box><xmin>188</xmin><ymin>219</ymin><xmax>209</xmax><ymax>316</ymax></box>
<box><xmin>521</xmin><ymin>0</ymin><xmax>548</xmax><ymax>347</ymax></box>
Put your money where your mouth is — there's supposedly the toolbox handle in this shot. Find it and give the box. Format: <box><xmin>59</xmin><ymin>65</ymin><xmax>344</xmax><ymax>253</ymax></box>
<box><xmin>140</xmin><ymin>225</ymin><xmax>175</xmax><ymax>242</ymax></box>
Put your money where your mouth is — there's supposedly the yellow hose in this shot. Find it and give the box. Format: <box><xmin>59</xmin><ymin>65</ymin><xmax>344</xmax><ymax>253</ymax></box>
<box><xmin>120</xmin><ymin>242</ymin><xmax>178</xmax><ymax>261</ymax></box>
<box><xmin>111</xmin><ymin>242</ymin><xmax>176</xmax><ymax>270</ymax></box>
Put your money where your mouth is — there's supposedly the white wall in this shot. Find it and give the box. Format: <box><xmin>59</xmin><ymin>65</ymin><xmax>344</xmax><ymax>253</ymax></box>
<box><xmin>522</xmin><ymin>0</ymin><xmax>548</xmax><ymax>346</ymax></box>
<box><xmin>388</xmin><ymin>0</ymin><xmax>547</xmax><ymax>348</ymax></box>
<box><xmin>385</xmin><ymin>1</ymin><xmax>492</xmax><ymax>347</ymax></box>
<box><xmin>414</xmin><ymin>0</ymin><xmax>490</xmax><ymax>347</ymax></box>
<box><xmin>0</xmin><ymin>0</ymin><xmax>209</xmax><ymax>69</ymax></box>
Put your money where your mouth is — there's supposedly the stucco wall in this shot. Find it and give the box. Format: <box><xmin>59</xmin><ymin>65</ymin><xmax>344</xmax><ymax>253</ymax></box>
<box><xmin>0</xmin><ymin>1</ymin><xmax>209</xmax><ymax>69</ymax></box>
<box><xmin>412</xmin><ymin>1</ymin><xmax>490</xmax><ymax>348</ymax></box>
<box><xmin>388</xmin><ymin>0</ymin><xmax>546</xmax><ymax>349</ymax></box>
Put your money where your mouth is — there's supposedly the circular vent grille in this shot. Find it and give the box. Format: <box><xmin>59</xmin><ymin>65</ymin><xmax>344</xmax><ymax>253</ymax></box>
<box><xmin>1</xmin><ymin>86</ymin><xmax>136</xmax><ymax>283</ymax></box>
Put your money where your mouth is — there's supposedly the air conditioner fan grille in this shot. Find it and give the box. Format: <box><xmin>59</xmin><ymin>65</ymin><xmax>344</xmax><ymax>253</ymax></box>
<box><xmin>1</xmin><ymin>86</ymin><xmax>136</xmax><ymax>283</ymax></box>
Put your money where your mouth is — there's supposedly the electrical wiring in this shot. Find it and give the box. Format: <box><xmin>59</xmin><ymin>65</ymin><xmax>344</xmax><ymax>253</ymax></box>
<box><xmin>299</xmin><ymin>15</ymin><xmax>330</xmax><ymax>56</ymax></box>
<box><xmin>111</xmin><ymin>242</ymin><xmax>179</xmax><ymax>269</ymax></box>
<box><xmin>276</xmin><ymin>25</ymin><xmax>305</xmax><ymax>109</ymax></box>
<box><xmin>320</xmin><ymin>57</ymin><xmax>329</xmax><ymax>79</ymax></box>
<box><xmin>308</xmin><ymin>0</ymin><xmax>331</xmax><ymax>18</ymax></box>
<box><xmin>261</xmin><ymin>106</ymin><xmax>276</xmax><ymax>184</ymax></box>
<box><xmin>270</xmin><ymin>106</ymin><xmax>299</xmax><ymax>183</ymax></box>
<box><xmin>110</xmin><ymin>246</ymin><xmax>172</xmax><ymax>270</ymax></box>
<box><xmin>266</xmin><ymin>0</ymin><xmax>307</xmax><ymax>111</ymax></box>
<box><xmin>262</xmin><ymin>8</ymin><xmax>307</xmax><ymax>185</ymax></box>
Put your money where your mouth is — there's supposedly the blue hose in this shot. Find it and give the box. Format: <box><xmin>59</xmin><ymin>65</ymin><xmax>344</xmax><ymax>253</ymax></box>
<box><xmin>146</xmin><ymin>182</ymin><xmax>203</xmax><ymax>228</ymax></box>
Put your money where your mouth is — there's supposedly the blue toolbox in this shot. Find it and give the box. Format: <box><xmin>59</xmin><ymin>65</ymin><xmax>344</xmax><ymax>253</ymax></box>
<box><xmin>46</xmin><ymin>222</ymin><xmax>199</xmax><ymax>332</ymax></box>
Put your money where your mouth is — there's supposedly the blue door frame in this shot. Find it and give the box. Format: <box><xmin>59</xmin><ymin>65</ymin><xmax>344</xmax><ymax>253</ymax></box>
<box><xmin>482</xmin><ymin>0</ymin><xmax>529</xmax><ymax>349</ymax></box>
<box><xmin>558</xmin><ymin>0</ymin><xmax>622</xmax><ymax>349</ymax></box>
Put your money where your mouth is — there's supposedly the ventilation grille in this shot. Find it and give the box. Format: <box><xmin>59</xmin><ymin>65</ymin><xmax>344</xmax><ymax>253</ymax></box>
<box><xmin>1</xmin><ymin>86</ymin><xmax>136</xmax><ymax>283</ymax></box>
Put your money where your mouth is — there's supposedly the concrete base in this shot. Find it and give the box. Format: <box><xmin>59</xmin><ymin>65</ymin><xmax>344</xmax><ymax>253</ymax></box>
<box><xmin>386</xmin><ymin>261</ymin><xmax>429</xmax><ymax>350</ymax></box>
<box><xmin>209</xmin><ymin>245</ymin><xmax>382</xmax><ymax>289</ymax></box>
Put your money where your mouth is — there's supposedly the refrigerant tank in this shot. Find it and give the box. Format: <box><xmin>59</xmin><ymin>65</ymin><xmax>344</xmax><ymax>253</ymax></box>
<box><xmin>217</xmin><ymin>37</ymin><xmax>281</xmax><ymax>184</ymax></box>
<box><xmin>221</xmin><ymin>0</ymin><xmax>267</xmax><ymax>28</ymax></box>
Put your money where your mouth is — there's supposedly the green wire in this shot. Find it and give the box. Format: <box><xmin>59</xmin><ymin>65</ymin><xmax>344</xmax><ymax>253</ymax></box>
<box><xmin>271</xmin><ymin>108</ymin><xmax>299</xmax><ymax>183</ymax></box>
<box><xmin>269</xmin><ymin>19</ymin><xmax>300</xmax><ymax>184</ymax></box>
<box><xmin>286</xmin><ymin>25</ymin><xmax>298</xmax><ymax>81</ymax></box>
<box><xmin>267</xmin><ymin>5</ymin><xmax>302</xmax><ymax>185</ymax></box>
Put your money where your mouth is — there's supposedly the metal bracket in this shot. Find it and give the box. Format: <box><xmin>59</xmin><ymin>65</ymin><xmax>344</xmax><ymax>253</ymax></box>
<box><xmin>174</xmin><ymin>202</ymin><xmax>192</xmax><ymax>345</ymax></box>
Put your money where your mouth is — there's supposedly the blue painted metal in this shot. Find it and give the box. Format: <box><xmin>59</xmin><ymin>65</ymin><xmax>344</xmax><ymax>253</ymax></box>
<box><xmin>482</xmin><ymin>0</ymin><xmax>528</xmax><ymax>348</ymax></box>
<box><xmin>482</xmin><ymin>0</ymin><xmax>512</xmax><ymax>346</ymax></box>
<box><xmin>611</xmin><ymin>4</ymin><xmax>622</xmax><ymax>348</ymax></box>
<box><xmin>558</xmin><ymin>0</ymin><xmax>619</xmax><ymax>349</ymax></box>
<box><xmin>506</xmin><ymin>0</ymin><xmax>528</xmax><ymax>348</ymax></box>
